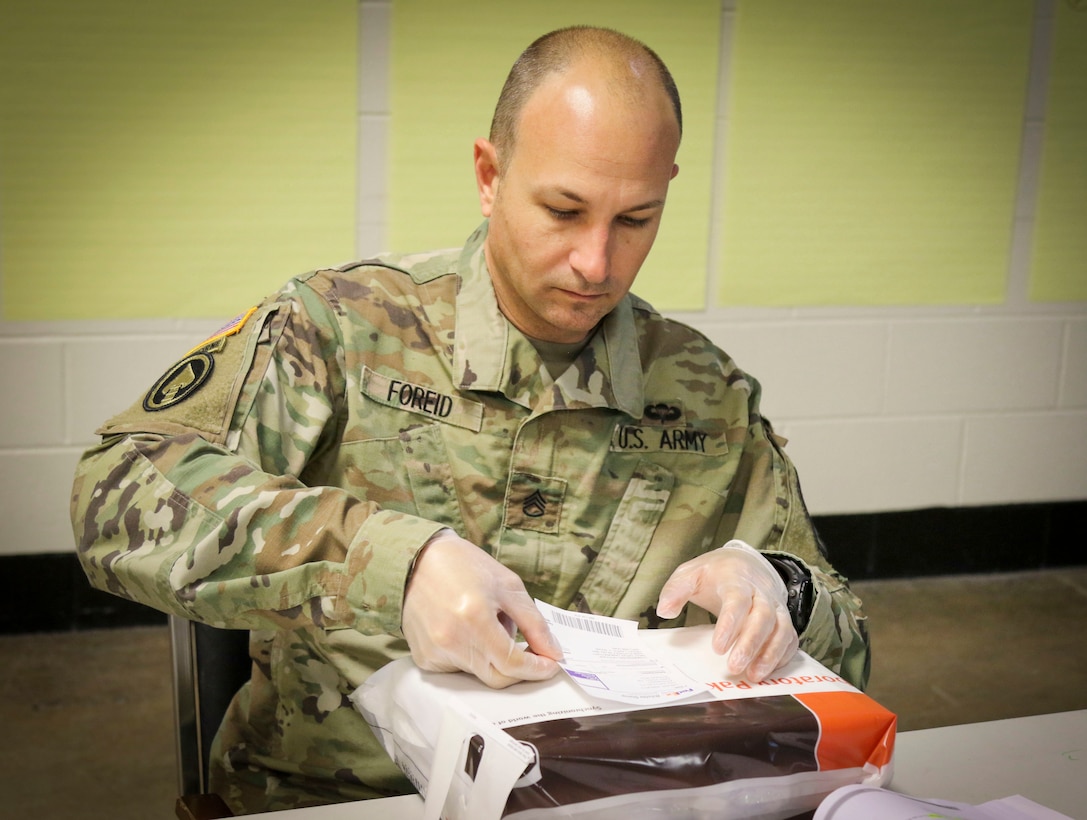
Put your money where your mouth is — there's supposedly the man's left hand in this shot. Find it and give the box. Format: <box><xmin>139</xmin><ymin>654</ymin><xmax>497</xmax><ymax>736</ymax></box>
<box><xmin>655</xmin><ymin>540</ymin><xmax>799</xmax><ymax>682</ymax></box>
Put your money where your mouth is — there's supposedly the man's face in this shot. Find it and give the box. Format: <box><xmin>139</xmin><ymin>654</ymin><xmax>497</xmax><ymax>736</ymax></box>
<box><xmin>475</xmin><ymin>65</ymin><xmax>680</xmax><ymax>344</ymax></box>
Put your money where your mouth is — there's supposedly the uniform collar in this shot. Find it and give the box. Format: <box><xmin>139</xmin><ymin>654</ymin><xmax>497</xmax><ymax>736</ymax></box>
<box><xmin>453</xmin><ymin>221</ymin><xmax>644</xmax><ymax>418</ymax></box>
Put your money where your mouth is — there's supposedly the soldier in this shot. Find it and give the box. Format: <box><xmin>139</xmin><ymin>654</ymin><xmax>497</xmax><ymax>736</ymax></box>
<box><xmin>71</xmin><ymin>26</ymin><xmax>869</xmax><ymax>814</ymax></box>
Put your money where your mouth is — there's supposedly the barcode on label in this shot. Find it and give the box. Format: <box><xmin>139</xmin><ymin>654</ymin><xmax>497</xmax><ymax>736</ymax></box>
<box><xmin>549</xmin><ymin>610</ymin><xmax>624</xmax><ymax>638</ymax></box>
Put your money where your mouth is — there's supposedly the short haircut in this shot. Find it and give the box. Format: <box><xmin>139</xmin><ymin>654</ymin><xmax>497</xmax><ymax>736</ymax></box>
<box><xmin>489</xmin><ymin>26</ymin><xmax>683</xmax><ymax>171</ymax></box>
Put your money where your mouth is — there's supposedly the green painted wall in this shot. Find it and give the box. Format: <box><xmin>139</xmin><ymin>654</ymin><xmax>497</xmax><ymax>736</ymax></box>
<box><xmin>719</xmin><ymin>0</ymin><xmax>1033</xmax><ymax>306</ymax></box>
<box><xmin>1030</xmin><ymin>1</ymin><xmax>1087</xmax><ymax>302</ymax></box>
<box><xmin>1</xmin><ymin>1</ymin><xmax>1082</xmax><ymax>320</ymax></box>
<box><xmin>1</xmin><ymin>1</ymin><xmax>358</xmax><ymax>320</ymax></box>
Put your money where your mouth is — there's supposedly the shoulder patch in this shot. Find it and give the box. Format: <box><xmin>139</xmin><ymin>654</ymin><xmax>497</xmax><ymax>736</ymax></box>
<box><xmin>99</xmin><ymin>303</ymin><xmax>289</xmax><ymax>443</ymax></box>
<box><xmin>189</xmin><ymin>307</ymin><xmax>258</xmax><ymax>355</ymax></box>
<box><xmin>142</xmin><ymin>353</ymin><xmax>215</xmax><ymax>411</ymax></box>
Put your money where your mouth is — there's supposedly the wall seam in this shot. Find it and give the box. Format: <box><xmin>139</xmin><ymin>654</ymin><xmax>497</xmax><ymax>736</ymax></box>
<box><xmin>1005</xmin><ymin>0</ymin><xmax>1057</xmax><ymax>307</ymax></box>
<box><xmin>704</xmin><ymin>0</ymin><xmax>739</xmax><ymax>314</ymax></box>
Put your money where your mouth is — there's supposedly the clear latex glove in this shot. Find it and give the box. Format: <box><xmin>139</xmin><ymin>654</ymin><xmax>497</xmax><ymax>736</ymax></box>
<box><xmin>656</xmin><ymin>539</ymin><xmax>799</xmax><ymax>682</ymax></box>
<box><xmin>401</xmin><ymin>531</ymin><xmax>564</xmax><ymax>689</ymax></box>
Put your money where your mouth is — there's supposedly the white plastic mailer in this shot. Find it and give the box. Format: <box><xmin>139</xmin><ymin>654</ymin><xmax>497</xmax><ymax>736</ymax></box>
<box><xmin>351</xmin><ymin>626</ymin><xmax>896</xmax><ymax>820</ymax></box>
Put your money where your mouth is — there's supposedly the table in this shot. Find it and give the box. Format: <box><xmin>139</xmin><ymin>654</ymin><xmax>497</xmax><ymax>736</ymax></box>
<box><xmin>245</xmin><ymin>710</ymin><xmax>1087</xmax><ymax>819</ymax></box>
<box><xmin>890</xmin><ymin>709</ymin><xmax>1085</xmax><ymax>818</ymax></box>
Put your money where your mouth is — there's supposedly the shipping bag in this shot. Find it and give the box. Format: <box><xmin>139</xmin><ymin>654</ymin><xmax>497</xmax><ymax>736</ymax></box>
<box><xmin>351</xmin><ymin>625</ymin><xmax>895</xmax><ymax>820</ymax></box>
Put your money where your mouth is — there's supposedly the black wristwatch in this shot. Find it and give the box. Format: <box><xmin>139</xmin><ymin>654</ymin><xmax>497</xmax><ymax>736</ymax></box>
<box><xmin>766</xmin><ymin>556</ymin><xmax>814</xmax><ymax>634</ymax></box>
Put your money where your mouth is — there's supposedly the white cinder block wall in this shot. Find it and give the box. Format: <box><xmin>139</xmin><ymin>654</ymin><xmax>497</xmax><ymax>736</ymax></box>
<box><xmin>1</xmin><ymin>0</ymin><xmax>1085</xmax><ymax>559</ymax></box>
<box><xmin>697</xmin><ymin>310</ymin><xmax>1087</xmax><ymax>514</ymax></box>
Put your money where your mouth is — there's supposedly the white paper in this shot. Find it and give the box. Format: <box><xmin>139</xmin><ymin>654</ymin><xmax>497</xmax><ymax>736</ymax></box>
<box><xmin>535</xmin><ymin>600</ymin><xmax>705</xmax><ymax>705</ymax></box>
<box><xmin>814</xmin><ymin>785</ymin><xmax>1073</xmax><ymax>820</ymax></box>
<box><xmin>353</xmin><ymin>625</ymin><xmax>865</xmax><ymax>735</ymax></box>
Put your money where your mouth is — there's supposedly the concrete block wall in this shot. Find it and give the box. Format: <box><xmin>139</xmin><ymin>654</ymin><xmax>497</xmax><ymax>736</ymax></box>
<box><xmin>0</xmin><ymin>319</ymin><xmax>222</xmax><ymax>556</ymax></box>
<box><xmin>1</xmin><ymin>0</ymin><xmax>1085</xmax><ymax>560</ymax></box>
<box><xmin>698</xmin><ymin>309</ymin><xmax>1087</xmax><ymax>514</ymax></box>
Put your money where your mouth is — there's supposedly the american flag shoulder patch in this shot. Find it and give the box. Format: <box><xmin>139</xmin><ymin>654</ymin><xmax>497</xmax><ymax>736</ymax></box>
<box><xmin>188</xmin><ymin>306</ymin><xmax>258</xmax><ymax>355</ymax></box>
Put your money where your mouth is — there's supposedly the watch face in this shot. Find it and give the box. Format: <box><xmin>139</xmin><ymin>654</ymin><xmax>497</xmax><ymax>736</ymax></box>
<box><xmin>772</xmin><ymin>557</ymin><xmax>813</xmax><ymax>633</ymax></box>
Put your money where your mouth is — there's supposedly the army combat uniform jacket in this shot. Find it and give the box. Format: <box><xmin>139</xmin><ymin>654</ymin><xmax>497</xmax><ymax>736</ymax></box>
<box><xmin>71</xmin><ymin>222</ymin><xmax>869</xmax><ymax>813</ymax></box>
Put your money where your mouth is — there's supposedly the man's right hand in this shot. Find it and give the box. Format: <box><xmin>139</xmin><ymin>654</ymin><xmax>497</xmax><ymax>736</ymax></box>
<box><xmin>401</xmin><ymin>531</ymin><xmax>564</xmax><ymax>689</ymax></box>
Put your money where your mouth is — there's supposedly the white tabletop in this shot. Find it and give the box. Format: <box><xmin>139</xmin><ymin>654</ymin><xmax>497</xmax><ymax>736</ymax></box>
<box><xmin>246</xmin><ymin>710</ymin><xmax>1087</xmax><ymax>819</ymax></box>
<box><xmin>245</xmin><ymin>793</ymin><xmax>420</xmax><ymax>819</ymax></box>
<box><xmin>890</xmin><ymin>709</ymin><xmax>1085</xmax><ymax>818</ymax></box>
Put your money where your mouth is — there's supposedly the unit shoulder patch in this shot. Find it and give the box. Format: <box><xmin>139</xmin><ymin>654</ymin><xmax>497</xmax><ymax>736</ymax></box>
<box><xmin>142</xmin><ymin>353</ymin><xmax>215</xmax><ymax>411</ymax></box>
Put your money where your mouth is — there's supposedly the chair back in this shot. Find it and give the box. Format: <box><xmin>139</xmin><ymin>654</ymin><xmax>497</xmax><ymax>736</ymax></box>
<box><xmin>170</xmin><ymin>616</ymin><xmax>252</xmax><ymax>796</ymax></box>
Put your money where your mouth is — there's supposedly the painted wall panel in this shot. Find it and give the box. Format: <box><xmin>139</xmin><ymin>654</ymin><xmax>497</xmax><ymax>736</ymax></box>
<box><xmin>0</xmin><ymin>1</ymin><xmax>358</xmax><ymax>320</ymax></box>
<box><xmin>1029</xmin><ymin>2</ymin><xmax>1087</xmax><ymax>302</ymax></box>
<box><xmin>719</xmin><ymin>0</ymin><xmax>1034</xmax><ymax>306</ymax></box>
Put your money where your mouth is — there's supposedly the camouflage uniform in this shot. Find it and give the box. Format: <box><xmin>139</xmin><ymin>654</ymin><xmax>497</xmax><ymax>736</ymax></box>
<box><xmin>71</xmin><ymin>222</ymin><xmax>869</xmax><ymax>814</ymax></box>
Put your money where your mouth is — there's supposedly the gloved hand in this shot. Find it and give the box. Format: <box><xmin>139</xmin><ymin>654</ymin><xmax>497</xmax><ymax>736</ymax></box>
<box><xmin>401</xmin><ymin>531</ymin><xmax>564</xmax><ymax>689</ymax></box>
<box><xmin>656</xmin><ymin>539</ymin><xmax>799</xmax><ymax>682</ymax></box>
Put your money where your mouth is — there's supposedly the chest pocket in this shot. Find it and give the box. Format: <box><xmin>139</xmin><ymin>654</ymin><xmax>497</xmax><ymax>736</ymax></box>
<box><xmin>573</xmin><ymin>459</ymin><xmax>674</xmax><ymax>617</ymax></box>
<box><xmin>344</xmin><ymin>367</ymin><xmax>482</xmax><ymax>533</ymax></box>
<box><xmin>399</xmin><ymin>423</ymin><xmax>468</xmax><ymax>535</ymax></box>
